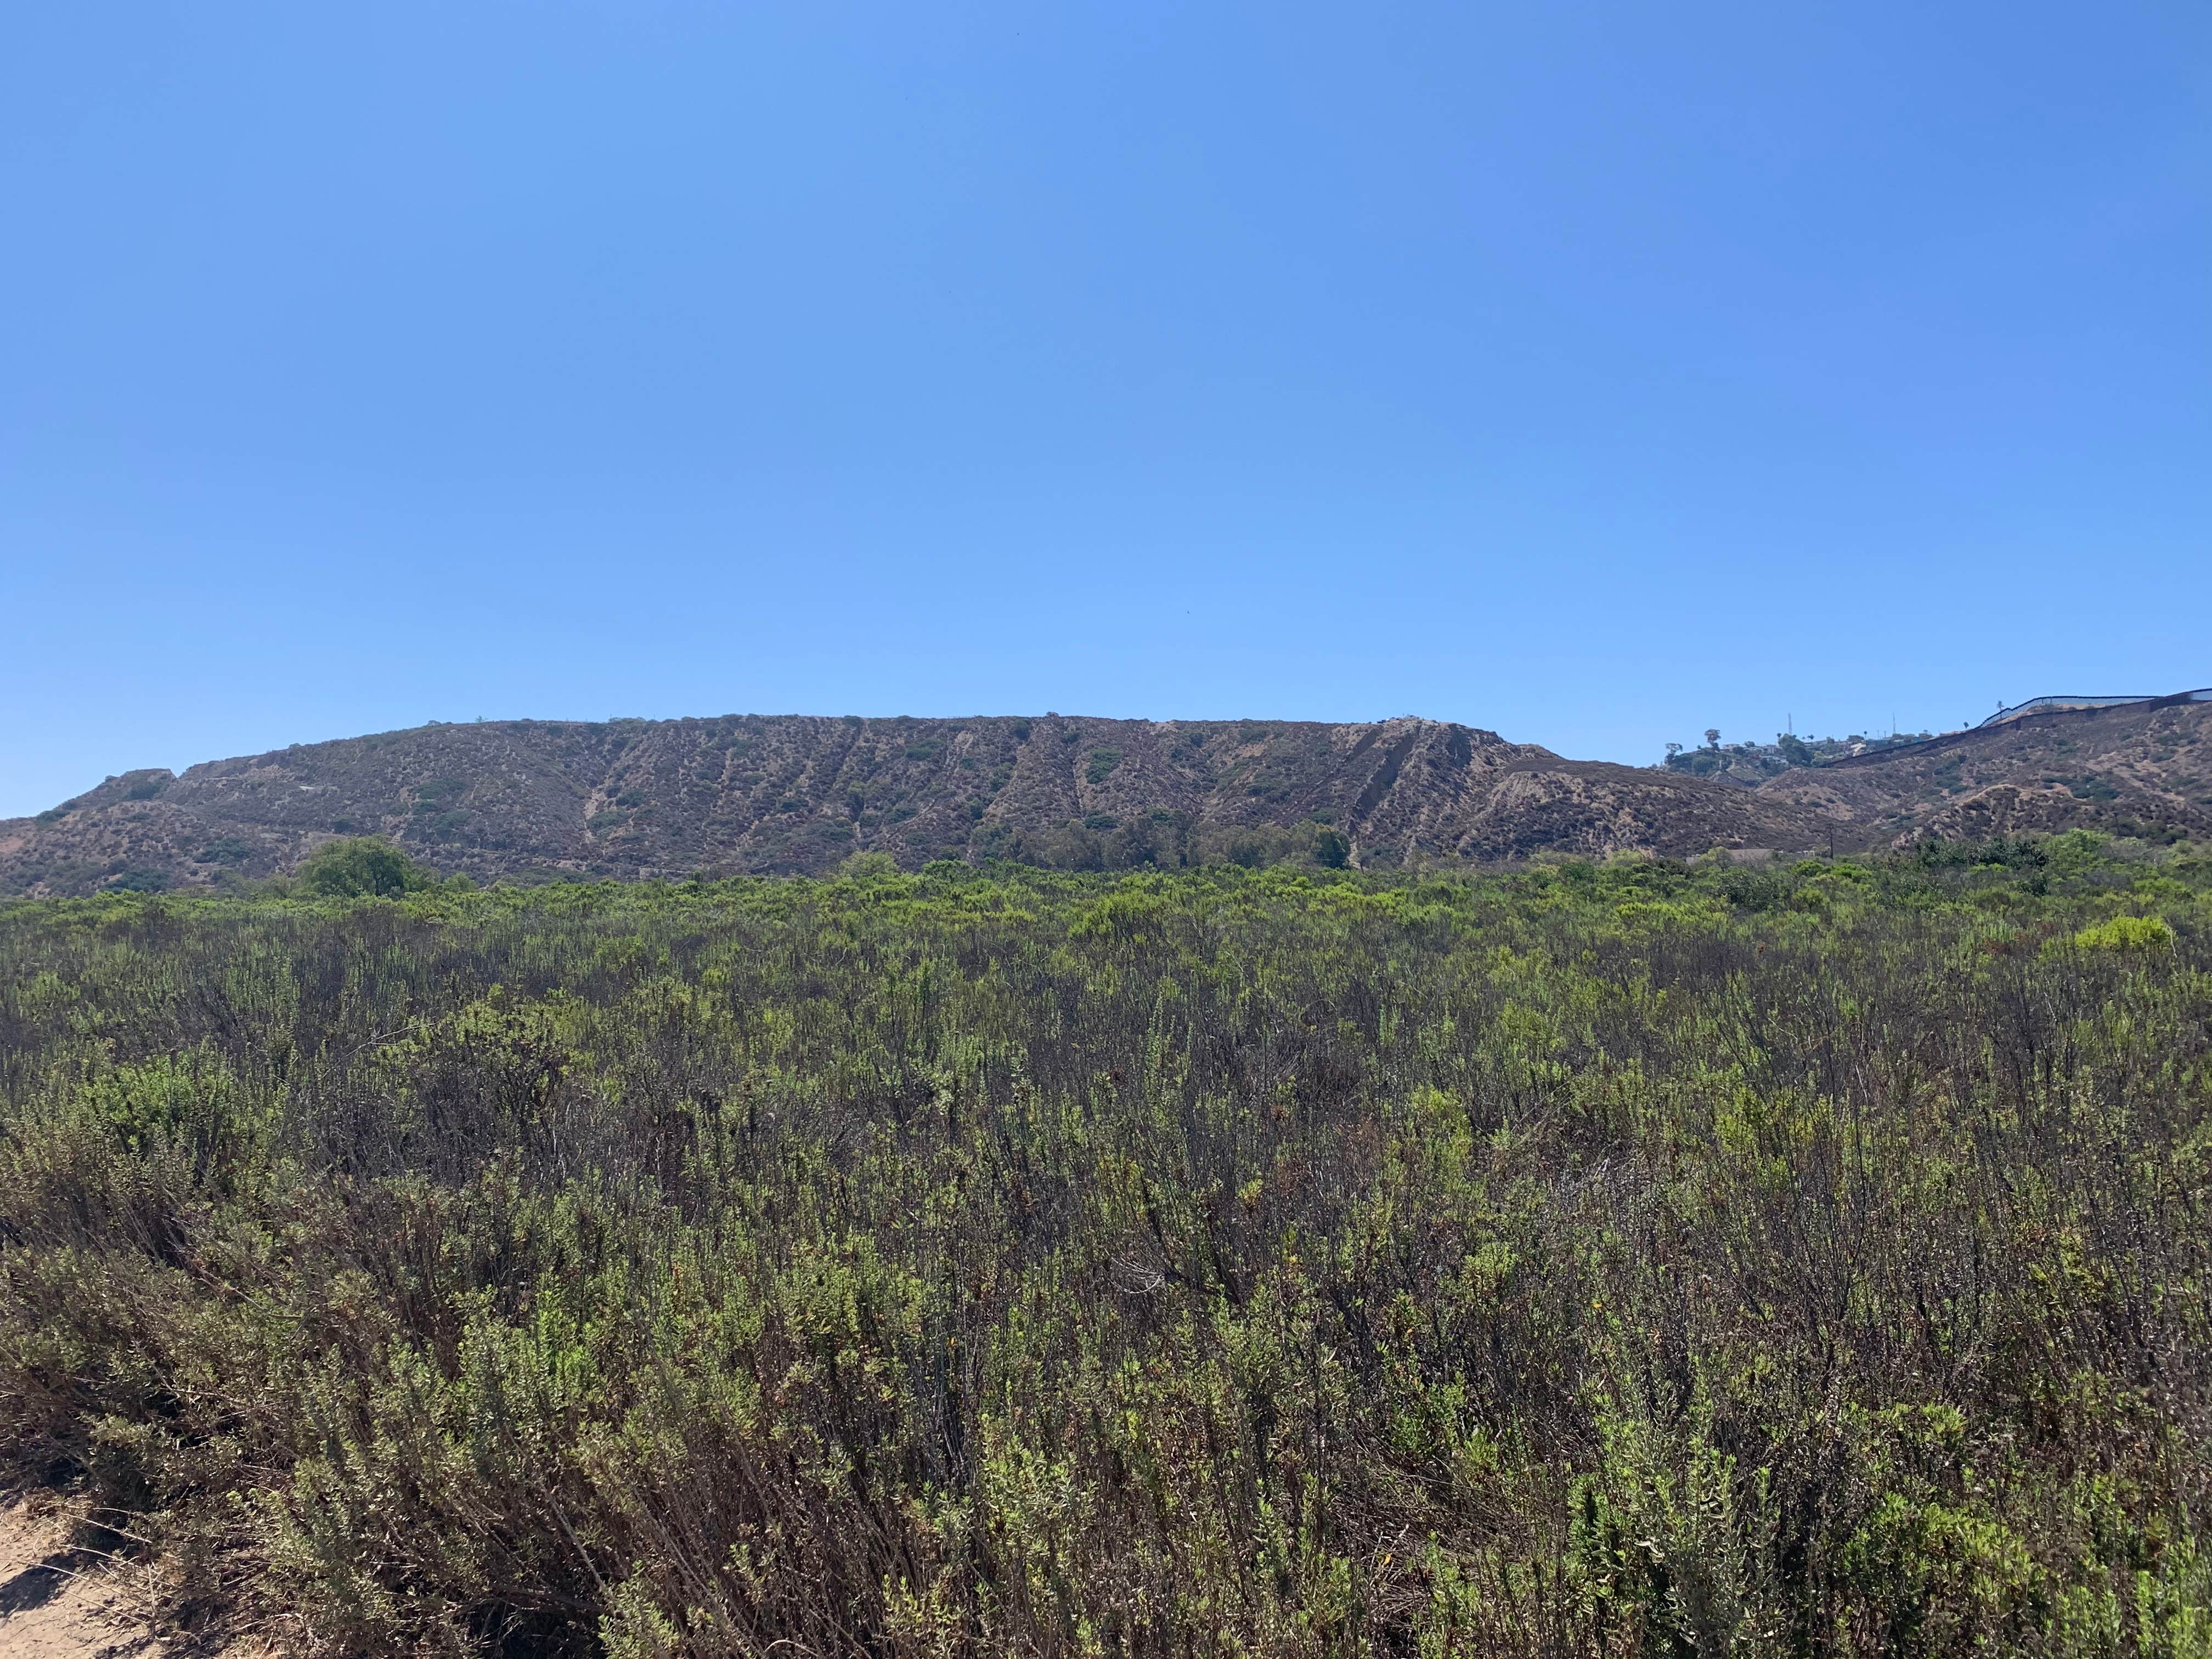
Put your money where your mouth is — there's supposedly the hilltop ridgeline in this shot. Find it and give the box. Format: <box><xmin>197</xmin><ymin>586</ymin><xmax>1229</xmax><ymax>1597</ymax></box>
<box><xmin>1755</xmin><ymin>692</ymin><xmax>2212</xmax><ymax>844</ymax></box>
<box><xmin>0</xmin><ymin>714</ymin><xmax>1831</xmax><ymax>896</ymax></box>
<box><xmin>3</xmin><ymin>696</ymin><xmax>2208</xmax><ymax>897</ymax></box>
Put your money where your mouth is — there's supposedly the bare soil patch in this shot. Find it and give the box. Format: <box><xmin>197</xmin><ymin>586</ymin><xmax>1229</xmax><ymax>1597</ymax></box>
<box><xmin>0</xmin><ymin>1498</ymin><xmax>175</xmax><ymax>1659</ymax></box>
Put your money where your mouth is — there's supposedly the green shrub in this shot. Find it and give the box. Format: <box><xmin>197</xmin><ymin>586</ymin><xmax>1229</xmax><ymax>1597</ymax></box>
<box><xmin>2068</xmin><ymin>913</ymin><xmax>2177</xmax><ymax>952</ymax></box>
<box><xmin>292</xmin><ymin>836</ymin><xmax>436</xmax><ymax>897</ymax></box>
<box><xmin>2</xmin><ymin>838</ymin><xmax>2210</xmax><ymax>1655</ymax></box>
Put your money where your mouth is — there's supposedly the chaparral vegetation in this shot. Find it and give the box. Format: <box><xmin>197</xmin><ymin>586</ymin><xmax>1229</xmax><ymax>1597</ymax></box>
<box><xmin>3</xmin><ymin>833</ymin><xmax>2210</xmax><ymax>1656</ymax></box>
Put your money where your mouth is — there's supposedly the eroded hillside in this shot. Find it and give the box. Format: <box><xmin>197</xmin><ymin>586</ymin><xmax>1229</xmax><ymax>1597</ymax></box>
<box><xmin>1756</xmin><ymin>696</ymin><xmax>2212</xmax><ymax>846</ymax></box>
<box><xmin>8</xmin><ymin>698</ymin><xmax>2207</xmax><ymax>898</ymax></box>
<box><xmin>0</xmin><ymin>714</ymin><xmax>1832</xmax><ymax>896</ymax></box>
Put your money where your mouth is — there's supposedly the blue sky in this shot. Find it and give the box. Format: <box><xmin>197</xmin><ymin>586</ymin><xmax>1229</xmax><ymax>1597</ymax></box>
<box><xmin>4</xmin><ymin>2</ymin><xmax>2207</xmax><ymax>816</ymax></box>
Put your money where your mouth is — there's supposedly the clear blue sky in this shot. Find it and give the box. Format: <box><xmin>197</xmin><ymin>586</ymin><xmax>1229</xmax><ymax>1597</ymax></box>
<box><xmin>4</xmin><ymin>2</ymin><xmax>2208</xmax><ymax>817</ymax></box>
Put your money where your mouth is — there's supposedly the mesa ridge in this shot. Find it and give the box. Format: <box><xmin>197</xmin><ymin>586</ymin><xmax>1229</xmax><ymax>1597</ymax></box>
<box><xmin>4</xmin><ymin>695</ymin><xmax>2208</xmax><ymax>896</ymax></box>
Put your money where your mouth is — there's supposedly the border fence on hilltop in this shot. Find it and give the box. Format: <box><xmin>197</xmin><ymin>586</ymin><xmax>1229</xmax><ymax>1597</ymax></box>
<box><xmin>1976</xmin><ymin>690</ymin><xmax>2212</xmax><ymax>729</ymax></box>
<box><xmin>1815</xmin><ymin>687</ymin><xmax>2212</xmax><ymax>770</ymax></box>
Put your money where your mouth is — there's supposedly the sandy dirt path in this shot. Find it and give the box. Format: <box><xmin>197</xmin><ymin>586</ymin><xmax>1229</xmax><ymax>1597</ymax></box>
<box><xmin>0</xmin><ymin>1497</ymin><xmax>157</xmax><ymax>1658</ymax></box>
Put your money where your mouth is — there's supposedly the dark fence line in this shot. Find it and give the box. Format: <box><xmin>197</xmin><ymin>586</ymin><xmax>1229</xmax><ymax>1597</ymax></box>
<box><xmin>1813</xmin><ymin>687</ymin><xmax>2212</xmax><ymax>771</ymax></box>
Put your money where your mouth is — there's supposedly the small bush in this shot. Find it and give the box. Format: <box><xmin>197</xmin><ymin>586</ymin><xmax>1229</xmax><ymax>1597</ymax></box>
<box><xmin>2067</xmin><ymin>914</ymin><xmax>2176</xmax><ymax>952</ymax></box>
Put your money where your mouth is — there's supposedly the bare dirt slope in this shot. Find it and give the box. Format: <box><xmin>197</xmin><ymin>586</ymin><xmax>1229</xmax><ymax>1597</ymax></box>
<box><xmin>1</xmin><ymin>715</ymin><xmax>1835</xmax><ymax>896</ymax></box>
<box><xmin>1755</xmin><ymin>696</ymin><xmax>2212</xmax><ymax>847</ymax></box>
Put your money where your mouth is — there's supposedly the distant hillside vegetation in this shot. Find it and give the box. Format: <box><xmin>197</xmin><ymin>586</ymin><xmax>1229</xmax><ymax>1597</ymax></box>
<box><xmin>1661</xmin><ymin>727</ymin><xmax>1938</xmax><ymax>785</ymax></box>
<box><xmin>0</xmin><ymin>715</ymin><xmax>1831</xmax><ymax>896</ymax></box>
<box><xmin>1754</xmin><ymin>693</ymin><xmax>2212</xmax><ymax>846</ymax></box>
<box><xmin>2</xmin><ymin>697</ymin><xmax>2205</xmax><ymax>898</ymax></box>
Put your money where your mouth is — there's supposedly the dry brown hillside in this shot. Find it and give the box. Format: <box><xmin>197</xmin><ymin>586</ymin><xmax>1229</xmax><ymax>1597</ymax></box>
<box><xmin>1755</xmin><ymin>696</ymin><xmax>2212</xmax><ymax>848</ymax></box>
<box><xmin>0</xmin><ymin>714</ymin><xmax>1835</xmax><ymax>896</ymax></box>
<box><xmin>9</xmin><ymin>700</ymin><xmax>2205</xmax><ymax>899</ymax></box>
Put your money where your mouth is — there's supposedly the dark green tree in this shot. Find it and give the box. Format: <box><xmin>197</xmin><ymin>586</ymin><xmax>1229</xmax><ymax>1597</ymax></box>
<box><xmin>294</xmin><ymin>837</ymin><xmax>436</xmax><ymax>898</ymax></box>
